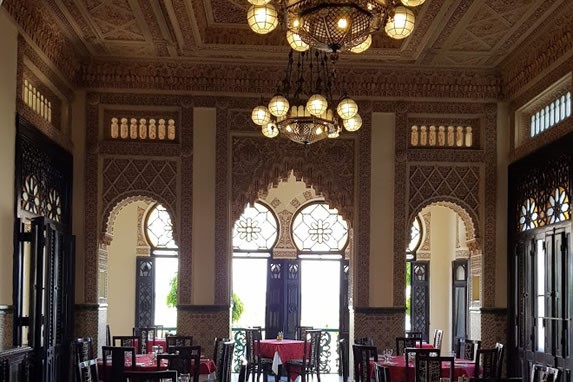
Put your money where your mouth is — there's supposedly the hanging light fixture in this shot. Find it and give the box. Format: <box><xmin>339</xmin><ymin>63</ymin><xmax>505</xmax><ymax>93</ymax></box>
<box><xmin>251</xmin><ymin>49</ymin><xmax>362</xmax><ymax>145</ymax></box>
<box><xmin>246</xmin><ymin>0</ymin><xmax>424</xmax><ymax>53</ymax></box>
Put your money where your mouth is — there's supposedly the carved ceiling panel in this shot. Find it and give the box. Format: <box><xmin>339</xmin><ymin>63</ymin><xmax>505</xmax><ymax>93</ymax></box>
<box><xmin>26</xmin><ymin>0</ymin><xmax>571</xmax><ymax>69</ymax></box>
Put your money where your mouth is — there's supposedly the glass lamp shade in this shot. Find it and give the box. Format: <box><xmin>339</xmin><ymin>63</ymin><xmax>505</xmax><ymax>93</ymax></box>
<box><xmin>247</xmin><ymin>4</ymin><xmax>279</xmax><ymax>35</ymax></box>
<box><xmin>343</xmin><ymin>114</ymin><xmax>363</xmax><ymax>131</ymax></box>
<box><xmin>306</xmin><ymin>94</ymin><xmax>328</xmax><ymax>117</ymax></box>
<box><xmin>252</xmin><ymin>105</ymin><xmax>271</xmax><ymax>125</ymax></box>
<box><xmin>268</xmin><ymin>95</ymin><xmax>290</xmax><ymax>117</ymax></box>
<box><xmin>401</xmin><ymin>0</ymin><xmax>425</xmax><ymax>6</ymax></box>
<box><xmin>350</xmin><ymin>35</ymin><xmax>372</xmax><ymax>53</ymax></box>
<box><xmin>262</xmin><ymin>122</ymin><xmax>279</xmax><ymax>138</ymax></box>
<box><xmin>337</xmin><ymin>98</ymin><xmax>358</xmax><ymax>119</ymax></box>
<box><xmin>248</xmin><ymin>0</ymin><xmax>271</xmax><ymax>5</ymax></box>
<box><xmin>286</xmin><ymin>31</ymin><xmax>310</xmax><ymax>52</ymax></box>
<box><xmin>385</xmin><ymin>6</ymin><xmax>415</xmax><ymax>39</ymax></box>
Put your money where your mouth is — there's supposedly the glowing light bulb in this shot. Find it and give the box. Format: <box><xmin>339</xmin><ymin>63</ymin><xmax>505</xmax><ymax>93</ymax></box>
<box><xmin>337</xmin><ymin>18</ymin><xmax>348</xmax><ymax>29</ymax></box>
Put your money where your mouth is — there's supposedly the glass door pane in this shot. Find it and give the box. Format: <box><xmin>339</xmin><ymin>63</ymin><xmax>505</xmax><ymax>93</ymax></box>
<box><xmin>232</xmin><ymin>258</ymin><xmax>267</xmax><ymax>328</ymax></box>
<box><xmin>301</xmin><ymin>259</ymin><xmax>340</xmax><ymax>328</ymax></box>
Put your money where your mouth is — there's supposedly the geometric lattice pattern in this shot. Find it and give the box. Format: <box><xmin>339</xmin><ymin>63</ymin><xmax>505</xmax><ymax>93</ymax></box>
<box><xmin>409</xmin><ymin>165</ymin><xmax>480</xmax><ymax>220</ymax></box>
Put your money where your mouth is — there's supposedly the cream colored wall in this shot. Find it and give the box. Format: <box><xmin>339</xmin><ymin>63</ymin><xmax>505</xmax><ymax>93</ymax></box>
<box><xmin>429</xmin><ymin>206</ymin><xmax>457</xmax><ymax>354</ymax></box>
<box><xmin>191</xmin><ymin>108</ymin><xmax>216</xmax><ymax>305</ymax></box>
<box><xmin>496</xmin><ymin>102</ymin><xmax>509</xmax><ymax>308</ymax></box>
<box><xmin>107</xmin><ymin>201</ymin><xmax>147</xmax><ymax>336</ymax></box>
<box><xmin>0</xmin><ymin>9</ymin><xmax>18</xmax><ymax>305</ymax></box>
<box><xmin>264</xmin><ymin>172</ymin><xmax>318</xmax><ymax>209</ymax></box>
<box><xmin>370</xmin><ymin>112</ymin><xmax>395</xmax><ymax>307</ymax></box>
<box><xmin>72</xmin><ymin>90</ymin><xmax>87</xmax><ymax>303</ymax></box>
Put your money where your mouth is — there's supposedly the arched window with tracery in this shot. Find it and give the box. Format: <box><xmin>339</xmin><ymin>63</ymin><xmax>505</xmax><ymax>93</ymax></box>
<box><xmin>144</xmin><ymin>203</ymin><xmax>178</xmax><ymax>330</ymax></box>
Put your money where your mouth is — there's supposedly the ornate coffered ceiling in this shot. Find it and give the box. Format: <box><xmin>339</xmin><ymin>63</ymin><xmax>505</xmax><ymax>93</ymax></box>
<box><xmin>27</xmin><ymin>0</ymin><xmax>570</xmax><ymax>69</ymax></box>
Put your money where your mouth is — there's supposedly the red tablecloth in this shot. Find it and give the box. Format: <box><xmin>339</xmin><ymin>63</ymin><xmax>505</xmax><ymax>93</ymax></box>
<box><xmin>374</xmin><ymin>355</ymin><xmax>475</xmax><ymax>382</ymax></box>
<box><xmin>97</xmin><ymin>353</ymin><xmax>216</xmax><ymax>378</ymax></box>
<box><xmin>259</xmin><ymin>339</ymin><xmax>305</xmax><ymax>378</ymax></box>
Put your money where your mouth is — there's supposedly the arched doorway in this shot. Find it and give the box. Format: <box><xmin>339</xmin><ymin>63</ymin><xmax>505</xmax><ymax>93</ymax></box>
<box><xmin>406</xmin><ymin>202</ymin><xmax>479</xmax><ymax>353</ymax></box>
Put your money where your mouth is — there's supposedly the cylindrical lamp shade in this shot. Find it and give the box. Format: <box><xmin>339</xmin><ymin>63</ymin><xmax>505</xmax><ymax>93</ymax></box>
<box><xmin>306</xmin><ymin>94</ymin><xmax>328</xmax><ymax>117</ymax></box>
<box><xmin>262</xmin><ymin>122</ymin><xmax>279</xmax><ymax>138</ymax></box>
<box><xmin>385</xmin><ymin>6</ymin><xmax>415</xmax><ymax>39</ymax></box>
<box><xmin>337</xmin><ymin>98</ymin><xmax>358</xmax><ymax>119</ymax></box>
<box><xmin>247</xmin><ymin>4</ymin><xmax>279</xmax><ymax>35</ymax></box>
<box><xmin>248</xmin><ymin>0</ymin><xmax>271</xmax><ymax>5</ymax></box>
<box><xmin>400</xmin><ymin>0</ymin><xmax>425</xmax><ymax>6</ymax></box>
<box><xmin>350</xmin><ymin>35</ymin><xmax>372</xmax><ymax>53</ymax></box>
<box><xmin>252</xmin><ymin>105</ymin><xmax>271</xmax><ymax>125</ymax></box>
<box><xmin>268</xmin><ymin>95</ymin><xmax>290</xmax><ymax>117</ymax></box>
<box><xmin>343</xmin><ymin>114</ymin><xmax>362</xmax><ymax>131</ymax></box>
<box><xmin>286</xmin><ymin>31</ymin><xmax>310</xmax><ymax>52</ymax></box>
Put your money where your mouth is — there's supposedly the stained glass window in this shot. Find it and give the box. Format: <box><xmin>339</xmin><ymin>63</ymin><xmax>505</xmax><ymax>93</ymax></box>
<box><xmin>519</xmin><ymin>197</ymin><xmax>539</xmax><ymax>232</ymax></box>
<box><xmin>406</xmin><ymin>216</ymin><xmax>422</xmax><ymax>261</ymax></box>
<box><xmin>145</xmin><ymin>204</ymin><xmax>178</xmax><ymax>251</ymax></box>
<box><xmin>292</xmin><ymin>202</ymin><xmax>348</xmax><ymax>255</ymax></box>
<box><xmin>547</xmin><ymin>186</ymin><xmax>570</xmax><ymax>224</ymax></box>
<box><xmin>232</xmin><ymin>202</ymin><xmax>278</xmax><ymax>253</ymax></box>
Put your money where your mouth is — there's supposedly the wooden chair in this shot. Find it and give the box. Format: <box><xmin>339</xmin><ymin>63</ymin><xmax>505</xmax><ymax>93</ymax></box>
<box><xmin>375</xmin><ymin>363</ymin><xmax>391</xmax><ymax>382</ymax></box>
<box><xmin>133</xmin><ymin>327</ymin><xmax>157</xmax><ymax>354</ymax></box>
<box><xmin>355</xmin><ymin>336</ymin><xmax>376</xmax><ymax>346</ymax></box>
<box><xmin>474</xmin><ymin>348</ymin><xmax>499</xmax><ymax>379</ymax></box>
<box><xmin>101</xmin><ymin>346</ymin><xmax>136</xmax><ymax>382</ymax></box>
<box><xmin>220</xmin><ymin>340</ymin><xmax>235</xmax><ymax>382</ymax></box>
<box><xmin>157</xmin><ymin>345</ymin><xmax>201</xmax><ymax>382</ymax></box>
<box><xmin>396</xmin><ymin>337</ymin><xmax>422</xmax><ymax>356</ymax></box>
<box><xmin>105</xmin><ymin>325</ymin><xmax>111</xmax><ymax>346</ymax></box>
<box><xmin>352</xmin><ymin>344</ymin><xmax>378</xmax><ymax>382</ymax></box>
<box><xmin>78</xmin><ymin>359</ymin><xmax>98</xmax><ymax>382</ymax></box>
<box><xmin>415</xmin><ymin>353</ymin><xmax>454</xmax><ymax>382</ymax></box>
<box><xmin>495</xmin><ymin>343</ymin><xmax>504</xmax><ymax>380</ymax></box>
<box><xmin>456</xmin><ymin>338</ymin><xmax>481</xmax><ymax>361</ymax></box>
<box><xmin>245</xmin><ymin>328</ymin><xmax>273</xmax><ymax>382</ymax></box>
<box><xmin>531</xmin><ymin>364</ymin><xmax>560</xmax><ymax>382</ymax></box>
<box><xmin>123</xmin><ymin>370</ymin><xmax>178</xmax><ymax>381</ymax></box>
<box><xmin>405</xmin><ymin>347</ymin><xmax>438</xmax><ymax>382</ymax></box>
<box><xmin>73</xmin><ymin>337</ymin><xmax>94</xmax><ymax>362</ymax></box>
<box><xmin>112</xmin><ymin>335</ymin><xmax>138</xmax><ymax>349</ymax></box>
<box><xmin>406</xmin><ymin>331</ymin><xmax>424</xmax><ymax>339</ymax></box>
<box><xmin>296</xmin><ymin>326</ymin><xmax>314</xmax><ymax>340</ymax></box>
<box><xmin>286</xmin><ymin>329</ymin><xmax>322</xmax><ymax>382</ymax></box>
<box><xmin>432</xmin><ymin>330</ymin><xmax>443</xmax><ymax>352</ymax></box>
<box><xmin>339</xmin><ymin>338</ymin><xmax>349</xmax><ymax>382</ymax></box>
<box><xmin>166</xmin><ymin>335</ymin><xmax>193</xmax><ymax>353</ymax></box>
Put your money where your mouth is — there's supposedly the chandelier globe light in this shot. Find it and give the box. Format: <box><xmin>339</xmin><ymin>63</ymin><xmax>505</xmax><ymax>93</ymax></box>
<box><xmin>246</xmin><ymin>0</ymin><xmax>424</xmax><ymax>53</ymax></box>
<box><xmin>251</xmin><ymin>49</ymin><xmax>362</xmax><ymax>145</ymax></box>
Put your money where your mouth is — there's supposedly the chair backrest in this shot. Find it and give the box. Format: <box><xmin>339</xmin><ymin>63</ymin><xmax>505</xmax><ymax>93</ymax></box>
<box><xmin>105</xmin><ymin>325</ymin><xmax>111</xmax><ymax>346</ymax></box>
<box><xmin>213</xmin><ymin>337</ymin><xmax>229</xmax><ymax>369</ymax></box>
<box><xmin>474</xmin><ymin>348</ymin><xmax>499</xmax><ymax>379</ymax></box>
<box><xmin>456</xmin><ymin>338</ymin><xmax>481</xmax><ymax>361</ymax></box>
<box><xmin>304</xmin><ymin>329</ymin><xmax>322</xmax><ymax>369</ymax></box>
<box><xmin>531</xmin><ymin>364</ymin><xmax>560</xmax><ymax>382</ymax></box>
<box><xmin>166</xmin><ymin>335</ymin><xmax>193</xmax><ymax>353</ymax></box>
<box><xmin>77</xmin><ymin>359</ymin><xmax>98</xmax><ymax>382</ymax></box>
<box><xmin>74</xmin><ymin>337</ymin><xmax>94</xmax><ymax>363</ymax></box>
<box><xmin>375</xmin><ymin>363</ymin><xmax>391</xmax><ymax>382</ymax></box>
<box><xmin>415</xmin><ymin>354</ymin><xmax>453</xmax><ymax>382</ymax></box>
<box><xmin>396</xmin><ymin>337</ymin><xmax>422</xmax><ymax>355</ymax></box>
<box><xmin>245</xmin><ymin>327</ymin><xmax>263</xmax><ymax>364</ymax></box>
<box><xmin>352</xmin><ymin>344</ymin><xmax>378</xmax><ymax>382</ymax></box>
<box><xmin>339</xmin><ymin>338</ymin><xmax>349</xmax><ymax>382</ymax></box>
<box><xmin>112</xmin><ymin>335</ymin><xmax>138</xmax><ymax>349</ymax></box>
<box><xmin>133</xmin><ymin>327</ymin><xmax>157</xmax><ymax>354</ymax></box>
<box><xmin>220</xmin><ymin>340</ymin><xmax>235</xmax><ymax>382</ymax></box>
<box><xmin>406</xmin><ymin>331</ymin><xmax>423</xmax><ymax>339</ymax></box>
<box><xmin>101</xmin><ymin>346</ymin><xmax>136</xmax><ymax>382</ymax></box>
<box><xmin>432</xmin><ymin>329</ymin><xmax>443</xmax><ymax>351</ymax></box>
<box><xmin>296</xmin><ymin>326</ymin><xmax>314</xmax><ymax>340</ymax></box>
<box><xmin>495</xmin><ymin>342</ymin><xmax>504</xmax><ymax>379</ymax></box>
<box><xmin>404</xmin><ymin>347</ymin><xmax>438</xmax><ymax>382</ymax></box>
<box><xmin>123</xmin><ymin>370</ymin><xmax>178</xmax><ymax>381</ymax></box>
<box><xmin>355</xmin><ymin>336</ymin><xmax>375</xmax><ymax>346</ymax></box>
<box><xmin>158</xmin><ymin>345</ymin><xmax>201</xmax><ymax>382</ymax></box>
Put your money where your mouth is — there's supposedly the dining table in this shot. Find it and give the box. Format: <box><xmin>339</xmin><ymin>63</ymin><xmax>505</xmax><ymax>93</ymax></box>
<box><xmin>132</xmin><ymin>337</ymin><xmax>168</xmax><ymax>354</ymax></box>
<box><xmin>97</xmin><ymin>352</ymin><xmax>217</xmax><ymax>381</ymax></box>
<box><xmin>375</xmin><ymin>355</ymin><xmax>475</xmax><ymax>382</ymax></box>
<box><xmin>259</xmin><ymin>339</ymin><xmax>305</xmax><ymax>375</ymax></box>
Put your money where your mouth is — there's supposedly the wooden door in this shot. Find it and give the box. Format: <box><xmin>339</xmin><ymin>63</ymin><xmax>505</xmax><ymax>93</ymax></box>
<box><xmin>411</xmin><ymin>261</ymin><xmax>430</xmax><ymax>342</ymax></box>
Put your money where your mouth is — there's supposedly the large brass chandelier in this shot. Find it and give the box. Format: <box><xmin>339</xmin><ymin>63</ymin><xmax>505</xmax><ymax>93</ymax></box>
<box><xmin>246</xmin><ymin>0</ymin><xmax>424</xmax><ymax>53</ymax></box>
<box><xmin>251</xmin><ymin>49</ymin><xmax>362</xmax><ymax>145</ymax></box>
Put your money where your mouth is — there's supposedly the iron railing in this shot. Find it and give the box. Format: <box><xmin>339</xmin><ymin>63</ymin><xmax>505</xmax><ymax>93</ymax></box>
<box><xmin>231</xmin><ymin>327</ymin><xmax>340</xmax><ymax>374</ymax></box>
